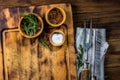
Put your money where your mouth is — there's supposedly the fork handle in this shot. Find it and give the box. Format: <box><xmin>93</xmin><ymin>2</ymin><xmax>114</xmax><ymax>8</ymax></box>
<box><xmin>80</xmin><ymin>68</ymin><xmax>89</xmax><ymax>80</ymax></box>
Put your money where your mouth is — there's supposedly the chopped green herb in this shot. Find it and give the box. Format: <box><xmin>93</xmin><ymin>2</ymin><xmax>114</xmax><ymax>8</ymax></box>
<box><xmin>40</xmin><ymin>38</ymin><xmax>49</xmax><ymax>49</ymax></box>
<box><xmin>21</xmin><ymin>13</ymin><xmax>40</xmax><ymax>36</ymax></box>
<box><xmin>78</xmin><ymin>44</ymin><xmax>84</xmax><ymax>68</ymax></box>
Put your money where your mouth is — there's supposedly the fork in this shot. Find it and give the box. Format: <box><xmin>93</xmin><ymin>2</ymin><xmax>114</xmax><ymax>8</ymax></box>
<box><xmin>80</xmin><ymin>19</ymin><xmax>93</xmax><ymax>80</ymax></box>
<box><xmin>84</xmin><ymin>19</ymin><xmax>92</xmax><ymax>68</ymax></box>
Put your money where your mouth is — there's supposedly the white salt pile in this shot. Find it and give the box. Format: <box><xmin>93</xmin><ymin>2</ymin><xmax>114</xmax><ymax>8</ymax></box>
<box><xmin>51</xmin><ymin>32</ymin><xmax>63</xmax><ymax>44</ymax></box>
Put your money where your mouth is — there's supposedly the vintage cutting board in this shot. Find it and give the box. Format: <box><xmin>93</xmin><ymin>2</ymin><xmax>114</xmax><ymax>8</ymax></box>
<box><xmin>0</xmin><ymin>3</ymin><xmax>77</xmax><ymax>80</ymax></box>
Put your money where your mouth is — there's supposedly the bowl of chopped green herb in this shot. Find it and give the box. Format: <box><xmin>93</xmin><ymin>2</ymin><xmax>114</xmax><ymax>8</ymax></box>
<box><xmin>18</xmin><ymin>13</ymin><xmax>44</xmax><ymax>38</ymax></box>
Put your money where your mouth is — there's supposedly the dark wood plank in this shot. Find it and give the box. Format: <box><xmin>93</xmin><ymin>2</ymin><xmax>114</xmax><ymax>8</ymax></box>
<box><xmin>105</xmin><ymin>54</ymin><xmax>120</xmax><ymax>68</ymax></box>
<box><xmin>72</xmin><ymin>2</ymin><xmax>120</xmax><ymax>28</ymax></box>
<box><xmin>105</xmin><ymin>67</ymin><xmax>120</xmax><ymax>80</ymax></box>
<box><xmin>107</xmin><ymin>29</ymin><xmax>120</xmax><ymax>39</ymax></box>
<box><xmin>107</xmin><ymin>39</ymin><xmax>120</xmax><ymax>54</ymax></box>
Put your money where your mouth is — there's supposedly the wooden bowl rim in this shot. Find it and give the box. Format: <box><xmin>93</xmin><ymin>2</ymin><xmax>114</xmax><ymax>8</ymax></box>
<box><xmin>45</xmin><ymin>7</ymin><xmax>66</xmax><ymax>27</ymax></box>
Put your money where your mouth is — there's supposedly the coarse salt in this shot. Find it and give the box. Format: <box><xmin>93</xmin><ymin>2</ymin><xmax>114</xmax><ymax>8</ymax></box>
<box><xmin>51</xmin><ymin>32</ymin><xmax>63</xmax><ymax>44</ymax></box>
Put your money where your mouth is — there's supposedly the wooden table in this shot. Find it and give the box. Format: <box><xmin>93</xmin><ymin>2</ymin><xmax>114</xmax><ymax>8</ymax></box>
<box><xmin>0</xmin><ymin>0</ymin><xmax>120</xmax><ymax>80</ymax></box>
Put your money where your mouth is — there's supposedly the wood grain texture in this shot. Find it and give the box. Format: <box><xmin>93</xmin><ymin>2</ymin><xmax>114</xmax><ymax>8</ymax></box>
<box><xmin>0</xmin><ymin>3</ymin><xmax>77</xmax><ymax>80</ymax></box>
<box><xmin>3</xmin><ymin>29</ymin><xmax>39</xmax><ymax>80</ymax></box>
<box><xmin>104</xmin><ymin>67</ymin><xmax>120</xmax><ymax>80</ymax></box>
<box><xmin>0</xmin><ymin>0</ymin><xmax>120</xmax><ymax>80</ymax></box>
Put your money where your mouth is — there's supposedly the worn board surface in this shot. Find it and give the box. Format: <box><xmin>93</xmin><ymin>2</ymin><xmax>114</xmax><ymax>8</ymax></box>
<box><xmin>0</xmin><ymin>3</ymin><xmax>77</xmax><ymax>80</ymax></box>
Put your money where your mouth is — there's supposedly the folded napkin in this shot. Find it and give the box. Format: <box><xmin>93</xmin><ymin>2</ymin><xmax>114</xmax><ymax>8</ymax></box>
<box><xmin>76</xmin><ymin>28</ymin><xmax>109</xmax><ymax>80</ymax></box>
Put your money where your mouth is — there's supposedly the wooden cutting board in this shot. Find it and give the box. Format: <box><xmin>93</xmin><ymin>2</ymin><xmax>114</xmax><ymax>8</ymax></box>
<box><xmin>1</xmin><ymin>3</ymin><xmax>77</xmax><ymax>80</ymax></box>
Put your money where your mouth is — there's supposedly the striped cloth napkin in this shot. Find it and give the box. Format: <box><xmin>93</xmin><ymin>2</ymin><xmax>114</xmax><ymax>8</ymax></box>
<box><xmin>76</xmin><ymin>27</ymin><xmax>109</xmax><ymax>80</ymax></box>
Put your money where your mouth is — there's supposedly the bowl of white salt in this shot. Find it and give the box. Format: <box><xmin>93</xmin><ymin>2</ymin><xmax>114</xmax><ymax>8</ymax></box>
<box><xmin>49</xmin><ymin>30</ymin><xmax>65</xmax><ymax>46</ymax></box>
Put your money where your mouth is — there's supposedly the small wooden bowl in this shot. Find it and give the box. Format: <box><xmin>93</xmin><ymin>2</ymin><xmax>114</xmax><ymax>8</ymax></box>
<box><xmin>18</xmin><ymin>13</ymin><xmax>44</xmax><ymax>38</ymax></box>
<box><xmin>45</xmin><ymin>7</ymin><xmax>66</xmax><ymax>27</ymax></box>
<box><xmin>49</xmin><ymin>30</ymin><xmax>65</xmax><ymax>46</ymax></box>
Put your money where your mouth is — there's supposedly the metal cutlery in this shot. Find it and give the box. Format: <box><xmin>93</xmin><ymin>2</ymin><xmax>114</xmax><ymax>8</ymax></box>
<box><xmin>80</xmin><ymin>19</ymin><xmax>93</xmax><ymax>80</ymax></box>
